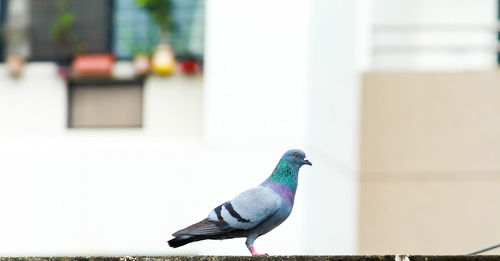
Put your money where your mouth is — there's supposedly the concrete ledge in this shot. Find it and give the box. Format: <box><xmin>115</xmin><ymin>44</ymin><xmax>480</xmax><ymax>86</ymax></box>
<box><xmin>0</xmin><ymin>256</ymin><xmax>496</xmax><ymax>261</ymax></box>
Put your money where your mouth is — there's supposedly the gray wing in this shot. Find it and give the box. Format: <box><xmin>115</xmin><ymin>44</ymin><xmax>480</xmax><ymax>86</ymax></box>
<box><xmin>207</xmin><ymin>185</ymin><xmax>281</xmax><ymax>230</ymax></box>
<box><xmin>172</xmin><ymin>218</ymin><xmax>233</xmax><ymax>237</ymax></box>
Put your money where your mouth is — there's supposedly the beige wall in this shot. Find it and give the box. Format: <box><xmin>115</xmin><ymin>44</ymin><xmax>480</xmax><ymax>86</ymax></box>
<box><xmin>359</xmin><ymin>71</ymin><xmax>500</xmax><ymax>254</ymax></box>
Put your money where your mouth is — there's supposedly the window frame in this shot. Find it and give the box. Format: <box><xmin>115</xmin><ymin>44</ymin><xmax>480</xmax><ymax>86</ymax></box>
<box><xmin>26</xmin><ymin>0</ymin><xmax>113</xmax><ymax>62</ymax></box>
<box><xmin>0</xmin><ymin>0</ymin><xmax>8</xmax><ymax>62</ymax></box>
<box><xmin>497</xmin><ymin>0</ymin><xmax>500</xmax><ymax>64</ymax></box>
<box><xmin>67</xmin><ymin>77</ymin><xmax>145</xmax><ymax>128</ymax></box>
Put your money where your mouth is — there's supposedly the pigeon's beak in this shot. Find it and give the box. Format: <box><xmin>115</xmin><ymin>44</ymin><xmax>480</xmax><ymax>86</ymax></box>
<box><xmin>304</xmin><ymin>159</ymin><xmax>312</xmax><ymax>166</ymax></box>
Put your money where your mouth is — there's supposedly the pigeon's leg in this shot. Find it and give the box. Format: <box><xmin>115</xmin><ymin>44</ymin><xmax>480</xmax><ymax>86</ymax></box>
<box><xmin>246</xmin><ymin>237</ymin><xmax>268</xmax><ymax>257</ymax></box>
<box><xmin>249</xmin><ymin>246</ymin><xmax>268</xmax><ymax>257</ymax></box>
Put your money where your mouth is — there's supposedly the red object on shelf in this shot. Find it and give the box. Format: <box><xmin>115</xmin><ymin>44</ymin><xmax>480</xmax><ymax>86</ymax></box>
<box><xmin>179</xmin><ymin>60</ymin><xmax>199</xmax><ymax>74</ymax></box>
<box><xmin>72</xmin><ymin>54</ymin><xmax>114</xmax><ymax>75</ymax></box>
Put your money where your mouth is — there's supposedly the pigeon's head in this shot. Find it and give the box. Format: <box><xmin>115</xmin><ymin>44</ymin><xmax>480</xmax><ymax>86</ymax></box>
<box><xmin>282</xmin><ymin>149</ymin><xmax>312</xmax><ymax>167</ymax></box>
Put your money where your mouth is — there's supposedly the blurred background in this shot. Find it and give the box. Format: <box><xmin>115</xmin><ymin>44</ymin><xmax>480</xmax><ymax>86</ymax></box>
<box><xmin>0</xmin><ymin>0</ymin><xmax>499</xmax><ymax>257</ymax></box>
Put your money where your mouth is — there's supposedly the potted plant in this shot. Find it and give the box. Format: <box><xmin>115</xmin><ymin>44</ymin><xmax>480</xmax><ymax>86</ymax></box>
<box><xmin>172</xmin><ymin>35</ymin><xmax>202</xmax><ymax>75</ymax></box>
<box><xmin>135</xmin><ymin>0</ymin><xmax>176</xmax><ymax>75</ymax></box>
<box><xmin>135</xmin><ymin>0</ymin><xmax>174</xmax><ymax>33</ymax></box>
<box><xmin>4</xmin><ymin>28</ymin><xmax>28</xmax><ymax>77</ymax></box>
<box><xmin>122</xmin><ymin>27</ymin><xmax>157</xmax><ymax>75</ymax></box>
<box><xmin>177</xmin><ymin>52</ymin><xmax>201</xmax><ymax>75</ymax></box>
<box><xmin>132</xmin><ymin>50</ymin><xmax>152</xmax><ymax>76</ymax></box>
<box><xmin>50</xmin><ymin>0</ymin><xmax>76</xmax><ymax>76</ymax></box>
<box><xmin>4</xmin><ymin>0</ymin><xmax>30</xmax><ymax>77</ymax></box>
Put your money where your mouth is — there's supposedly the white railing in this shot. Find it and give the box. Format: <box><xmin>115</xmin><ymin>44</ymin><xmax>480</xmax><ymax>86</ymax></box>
<box><xmin>370</xmin><ymin>23</ymin><xmax>499</xmax><ymax>70</ymax></box>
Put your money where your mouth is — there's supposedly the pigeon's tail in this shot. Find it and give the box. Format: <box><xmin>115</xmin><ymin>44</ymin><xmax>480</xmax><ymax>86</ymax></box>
<box><xmin>168</xmin><ymin>218</ymin><xmax>245</xmax><ymax>248</ymax></box>
<box><xmin>168</xmin><ymin>235</ymin><xmax>204</xmax><ymax>248</ymax></box>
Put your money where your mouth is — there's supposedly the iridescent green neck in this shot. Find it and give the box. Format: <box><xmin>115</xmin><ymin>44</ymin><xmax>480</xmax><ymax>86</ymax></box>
<box><xmin>263</xmin><ymin>159</ymin><xmax>300</xmax><ymax>193</ymax></box>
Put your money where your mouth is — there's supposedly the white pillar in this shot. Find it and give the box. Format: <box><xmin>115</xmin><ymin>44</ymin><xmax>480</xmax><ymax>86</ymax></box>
<box><xmin>302</xmin><ymin>0</ymin><xmax>361</xmax><ymax>254</ymax></box>
<box><xmin>204</xmin><ymin>0</ymin><xmax>309</xmax><ymax>147</ymax></box>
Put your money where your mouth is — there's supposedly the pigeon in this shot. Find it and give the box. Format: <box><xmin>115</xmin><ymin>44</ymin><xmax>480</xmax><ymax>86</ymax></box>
<box><xmin>168</xmin><ymin>149</ymin><xmax>312</xmax><ymax>256</ymax></box>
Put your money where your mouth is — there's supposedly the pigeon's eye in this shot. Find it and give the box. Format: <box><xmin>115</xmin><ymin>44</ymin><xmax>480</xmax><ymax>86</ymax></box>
<box><xmin>293</xmin><ymin>153</ymin><xmax>299</xmax><ymax>158</ymax></box>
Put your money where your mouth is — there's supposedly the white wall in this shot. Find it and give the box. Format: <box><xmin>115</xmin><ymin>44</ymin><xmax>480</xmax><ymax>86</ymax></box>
<box><xmin>203</xmin><ymin>0</ymin><xmax>361</xmax><ymax>255</ymax></box>
<box><xmin>0</xmin><ymin>63</ymin><xmax>66</xmax><ymax>138</ymax></box>
<box><xmin>302</xmin><ymin>0</ymin><xmax>361</xmax><ymax>254</ymax></box>
<box><xmin>0</xmin><ymin>63</ymin><xmax>211</xmax><ymax>256</ymax></box>
<box><xmin>369</xmin><ymin>0</ymin><xmax>497</xmax><ymax>70</ymax></box>
<box><xmin>0</xmin><ymin>0</ymin><xmax>362</xmax><ymax>256</ymax></box>
<box><xmin>203</xmin><ymin>0</ymin><xmax>309</xmax><ymax>147</ymax></box>
<box><xmin>199</xmin><ymin>0</ymin><xmax>313</xmax><ymax>255</ymax></box>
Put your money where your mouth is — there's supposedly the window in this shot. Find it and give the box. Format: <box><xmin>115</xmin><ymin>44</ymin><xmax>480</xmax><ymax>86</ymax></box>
<box><xmin>0</xmin><ymin>0</ymin><xmax>7</xmax><ymax>61</ymax></box>
<box><xmin>113</xmin><ymin>0</ymin><xmax>205</xmax><ymax>60</ymax></box>
<box><xmin>113</xmin><ymin>0</ymin><xmax>159</xmax><ymax>60</ymax></box>
<box><xmin>170</xmin><ymin>0</ymin><xmax>205</xmax><ymax>59</ymax></box>
<box><xmin>497</xmin><ymin>0</ymin><xmax>500</xmax><ymax>64</ymax></box>
<box><xmin>1</xmin><ymin>0</ymin><xmax>204</xmax><ymax>62</ymax></box>
<box><xmin>68</xmin><ymin>79</ymin><xmax>144</xmax><ymax>128</ymax></box>
<box><xmin>29</xmin><ymin>0</ymin><xmax>111</xmax><ymax>62</ymax></box>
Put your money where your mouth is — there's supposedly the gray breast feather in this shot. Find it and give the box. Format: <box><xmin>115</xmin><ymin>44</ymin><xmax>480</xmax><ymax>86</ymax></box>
<box><xmin>208</xmin><ymin>186</ymin><xmax>281</xmax><ymax>230</ymax></box>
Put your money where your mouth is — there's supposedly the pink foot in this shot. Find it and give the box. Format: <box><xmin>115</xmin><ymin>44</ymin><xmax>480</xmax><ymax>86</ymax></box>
<box><xmin>249</xmin><ymin>246</ymin><xmax>269</xmax><ymax>257</ymax></box>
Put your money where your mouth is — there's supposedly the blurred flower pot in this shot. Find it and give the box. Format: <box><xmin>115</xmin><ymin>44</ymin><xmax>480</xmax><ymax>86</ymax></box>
<box><xmin>6</xmin><ymin>55</ymin><xmax>25</xmax><ymax>77</ymax></box>
<box><xmin>55</xmin><ymin>56</ymin><xmax>73</xmax><ymax>78</ymax></box>
<box><xmin>72</xmin><ymin>53</ymin><xmax>114</xmax><ymax>77</ymax></box>
<box><xmin>152</xmin><ymin>44</ymin><xmax>176</xmax><ymax>75</ymax></box>
<box><xmin>57</xmin><ymin>66</ymin><xmax>72</xmax><ymax>78</ymax></box>
<box><xmin>133</xmin><ymin>54</ymin><xmax>151</xmax><ymax>75</ymax></box>
<box><xmin>179</xmin><ymin>60</ymin><xmax>200</xmax><ymax>74</ymax></box>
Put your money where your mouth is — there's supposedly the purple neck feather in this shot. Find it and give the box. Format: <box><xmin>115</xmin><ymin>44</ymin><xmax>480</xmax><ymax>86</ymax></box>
<box><xmin>266</xmin><ymin>182</ymin><xmax>296</xmax><ymax>205</ymax></box>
